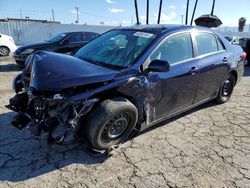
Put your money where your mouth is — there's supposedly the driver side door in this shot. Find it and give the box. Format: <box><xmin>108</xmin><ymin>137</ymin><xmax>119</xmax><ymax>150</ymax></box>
<box><xmin>144</xmin><ymin>32</ymin><xmax>200</xmax><ymax>122</ymax></box>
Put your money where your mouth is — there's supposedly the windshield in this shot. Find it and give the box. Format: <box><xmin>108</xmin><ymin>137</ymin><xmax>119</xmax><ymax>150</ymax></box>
<box><xmin>74</xmin><ymin>30</ymin><xmax>156</xmax><ymax>69</ymax></box>
<box><xmin>47</xmin><ymin>33</ymin><xmax>67</xmax><ymax>42</ymax></box>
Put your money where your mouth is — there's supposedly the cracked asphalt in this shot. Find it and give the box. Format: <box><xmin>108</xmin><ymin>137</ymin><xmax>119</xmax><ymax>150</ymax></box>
<box><xmin>0</xmin><ymin>57</ymin><xmax>250</xmax><ymax>188</ymax></box>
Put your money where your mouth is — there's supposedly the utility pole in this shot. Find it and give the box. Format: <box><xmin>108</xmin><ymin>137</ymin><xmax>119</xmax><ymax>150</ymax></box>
<box><xmin>19</xmin><ymin>9</ymin><xmax>23</xmax><ymax>19</ymax></box>
<box><xmin>211</xmin><ymin>0</ymin><xmax>215</xmax><ymax>15</ymax></box>
<box><xmin>185</xmin><ymin>0</ymin><xmax>189</xmax><ymax>25</ymax></box>
<box><xmin>146</xmin><ymin>0</ymin><xmax>149</xmax><ymax>24</ymax></box>
<box><xmin>75</xmin><ymin>6</ymin><xmax>79</xmax><ymax>23</ymax></box>
<box><xmin>157</xmin><ymin>0</ymin><xmax>163</xmax><ymax>24</ymax></box>
<box><xmin>181</xmin><ymin>15</ymin><xmax>184</xmax><ymax>24</ymax></box>
<box><xmin>52</xmin><ymin>9</ymin><xmax>55</xmax><ymax>22</ymax></box>
<box><xmin>190</xmin><ymin>0</ymin><xmax>198</xmax><ymax>25</ymax></box>
<box><xmin>134</xmin><ymin>0</ymin><xmax>139</xmax><ymax>25</ymax></box>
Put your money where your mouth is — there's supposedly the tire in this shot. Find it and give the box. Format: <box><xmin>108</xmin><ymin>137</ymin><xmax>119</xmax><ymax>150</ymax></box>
<box><xmin>215</xmin><ymin>73</ymin><xmax>235</xmax><ymax>104</ymax></box>
<box><xmin>84</xmin><ymin>97</ymin><xmax>138</xmax><ymax>150</ymax></box>
<box><xmin>0</xmin><ymin>46</ymin><xmax>10</xmax><ymax>56</ymax></box>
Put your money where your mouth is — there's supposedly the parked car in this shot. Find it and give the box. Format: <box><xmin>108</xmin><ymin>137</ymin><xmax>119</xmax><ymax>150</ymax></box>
<box><xmin>225</xmin><ymin>36</ymin><xmax>249</xmax><ymax>65</ymax></box>
<box><xmin>0</xmin><ymin>34</ymin><xmax>17</xmax><ymax>56</ymax></box>
<box><xmin>13</xmin><ymin>31</ymin><xmax>99</xmax><ymax>66</ymax></box>
<box><xmin>7</xmin><ymin>24</ymin><xmax>245</xmax><ymax>151</ymax></box>
<box><xmin>225</xmin><ymin>36</ymin><xmax>240</xmax><ymax>45</ymax></box>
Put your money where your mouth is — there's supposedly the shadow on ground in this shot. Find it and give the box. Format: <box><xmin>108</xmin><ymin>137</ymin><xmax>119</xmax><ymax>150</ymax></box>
<box><xmin>0</xmin><ymin>63</ymin><xmax>21</xmax><ymax>72</ymax></box>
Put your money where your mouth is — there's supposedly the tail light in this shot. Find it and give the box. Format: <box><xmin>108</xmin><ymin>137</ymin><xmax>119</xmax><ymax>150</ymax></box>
<box><xmin>242</xmin><ymin>52</ymin><xmax>247</xmax><ymax>61</ymax></box>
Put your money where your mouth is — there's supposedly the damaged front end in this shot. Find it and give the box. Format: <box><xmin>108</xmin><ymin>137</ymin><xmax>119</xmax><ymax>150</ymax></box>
<box><xmin>6</xmin><ymin>51</ymin><xmax>120</xmax><ymax>144</ymax></box>
<box><xmin>7</xmin><ymin>90</ymin><xmax>98</xmax><ymax>144</ymax></box>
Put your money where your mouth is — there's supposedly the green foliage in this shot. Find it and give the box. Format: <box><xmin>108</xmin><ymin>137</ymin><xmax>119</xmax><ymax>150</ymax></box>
<box><xmin>238</xmin><ymin>17</ymin><xmax>246</xmax><ymax>32</ymax></box>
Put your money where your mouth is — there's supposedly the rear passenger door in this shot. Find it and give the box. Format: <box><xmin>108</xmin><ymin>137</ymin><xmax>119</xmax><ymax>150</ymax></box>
<box><xmin>193</xmin><ymin>32</ymin><xmax>229</xmax><ymax>103</ymax></box>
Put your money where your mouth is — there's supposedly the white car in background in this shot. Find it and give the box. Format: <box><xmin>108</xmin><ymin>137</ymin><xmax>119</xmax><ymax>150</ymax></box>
<box><xmin>0</xmin><ymin>34</ymin><xmax>17</xmax><ymax>56</ymax></box>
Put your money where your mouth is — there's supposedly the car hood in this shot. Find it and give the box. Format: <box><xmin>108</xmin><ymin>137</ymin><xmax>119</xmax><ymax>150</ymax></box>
<box><xmin>30</xmin><ymin>51</ymin><xmax>119</xmax><ymax>91</ymax></box>
<box><xmin>17</xmin><ymin>41</ymin><xmax>55</xmax><ymax>51</ymax></box>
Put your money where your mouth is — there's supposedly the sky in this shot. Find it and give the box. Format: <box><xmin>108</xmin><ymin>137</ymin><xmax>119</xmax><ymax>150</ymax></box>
<box><xmin>0</xmin><ymin>0</ymin><xmax>250</xmax><ymax>27</ymax></box>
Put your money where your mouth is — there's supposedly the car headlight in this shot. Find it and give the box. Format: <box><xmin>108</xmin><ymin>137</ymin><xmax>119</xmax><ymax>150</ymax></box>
<box><xmin>21</xmin><ymin>48</ymin><xmax>35</xmax><ymax>55</ymax></box>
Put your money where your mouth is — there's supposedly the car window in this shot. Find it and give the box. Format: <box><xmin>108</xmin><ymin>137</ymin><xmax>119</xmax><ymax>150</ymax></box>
<box><xmin>195</xmin><ymin>33</ymin><xmax>218</xmax><ymax>56</ymax></box>
<box><xmin>149</xmin><ymin>32</ymin><xmax>193</xmax><ymax>65</ymax></box>
<box><xmin>66</xmin><ymin>34</ymin><xmax>83</xmax><ymax>43</ymax></box>
<box><xmin>87</xmin><ymin>33</ymin><xmax>98</xmax><ymax>40</ymax></box>
<box><xmin>217</xmin><ymin>38</ymin><xmax>225</xmax><ymax>51</ymax></box>
<box><xmin>82</xmin><ymin>34</ymin><xmax>87</xmax><ymax>40</ymax></box>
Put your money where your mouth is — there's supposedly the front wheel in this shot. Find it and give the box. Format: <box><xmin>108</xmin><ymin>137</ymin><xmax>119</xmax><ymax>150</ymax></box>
<box><xmin>215</xmin><ymin>73</ymin><xmax>235</xmax><ymax>104</ymax></box>
<box><xmin>84</xmin><ymin>98</ymin><xmax>138</xmax><ymax>150</ymax></box>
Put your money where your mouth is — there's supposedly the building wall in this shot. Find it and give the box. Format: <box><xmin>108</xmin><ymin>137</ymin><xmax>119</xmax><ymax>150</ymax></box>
<box><xmin>0</xmin><ymin>22</ymin><xmax>116</xmax><ymax>45</ymax></box>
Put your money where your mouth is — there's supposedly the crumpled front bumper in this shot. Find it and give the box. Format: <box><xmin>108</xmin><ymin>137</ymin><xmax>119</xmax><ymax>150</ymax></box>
<box><xmin>6</xmin><ymin>91</ymin><xmax>99</xmax><ymax>144</ymax></box>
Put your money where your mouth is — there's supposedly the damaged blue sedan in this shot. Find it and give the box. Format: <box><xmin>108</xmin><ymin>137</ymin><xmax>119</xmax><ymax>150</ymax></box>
<box><xmin>7</xmin><ymin>24</ymin><xmax>245</xmax><ymax>151</ymax></box>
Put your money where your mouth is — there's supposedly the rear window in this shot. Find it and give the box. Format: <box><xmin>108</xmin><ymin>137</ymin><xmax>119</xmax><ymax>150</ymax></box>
<box><xmin>217</xmin><ymin>39</ymin><xmax>225</xmax><ymax>51</ymax></box>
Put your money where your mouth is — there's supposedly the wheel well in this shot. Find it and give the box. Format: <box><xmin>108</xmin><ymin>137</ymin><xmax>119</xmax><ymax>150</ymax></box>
<box><xmin>0</xmin><ymin>46</ymin><xmax>10</xmax><ymax>50</ymax></box>
<box><xmin>229</xmin><ymin>70</ymin><xmax>238</xmax><ymax>85</ymax></box>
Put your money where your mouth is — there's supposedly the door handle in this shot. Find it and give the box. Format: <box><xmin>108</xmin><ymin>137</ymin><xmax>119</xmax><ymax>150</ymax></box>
<box><xmin>189</xmin><ymin>66</ymin><xmax>198</xmax><ymax>74</ymax></box>
<box><xmin>223</xmin><ymin>57</ymin><xmax>228</xmax><ymax>63</ymax></box>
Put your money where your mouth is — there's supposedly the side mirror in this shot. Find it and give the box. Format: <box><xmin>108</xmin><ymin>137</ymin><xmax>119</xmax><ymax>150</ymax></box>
<box><xmin>145</xmin><ymin>59</ymin><xmax>170</xmax><ymax>73</ymax></box>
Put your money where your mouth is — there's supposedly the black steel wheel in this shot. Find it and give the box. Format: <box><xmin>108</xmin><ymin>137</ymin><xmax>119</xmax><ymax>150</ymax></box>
<box><xmin>83</xmin><ymin>97</ymin><xmax>138</xmax><ymax>150</ymax></box>
<box><xmin>215</xmin><ymin>73</ymin><xmax>235</xmax><ymax>104</ymax></box>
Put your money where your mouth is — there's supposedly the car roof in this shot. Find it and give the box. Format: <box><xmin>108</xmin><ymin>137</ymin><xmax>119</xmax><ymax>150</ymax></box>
<box><xmin>119</xmin><ymin>24</ymin><xmax>213</xmax><ymax>35</ymax></box>
<box><xmin>62</xmin><ymin>31</ymin><xmax>99</xmax><ymax>35</ymax></box>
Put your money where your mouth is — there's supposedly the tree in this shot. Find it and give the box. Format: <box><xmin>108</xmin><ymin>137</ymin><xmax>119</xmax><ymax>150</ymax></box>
<box><xmin>238</xmin><ymin>17</ymin><xmax>246</xmax><ymax>32</ymax></box>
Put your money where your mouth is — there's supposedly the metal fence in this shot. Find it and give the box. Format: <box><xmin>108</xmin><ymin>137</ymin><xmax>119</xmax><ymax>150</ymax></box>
<box><xmin>0</xmin><ymin>22</ymin><xmax>116</xmax><ymax>45</ymax></box>
<box><xmin>1</xmin><ymin>21</ymin><xmax>250</xmax><ymax>45</ymax></box>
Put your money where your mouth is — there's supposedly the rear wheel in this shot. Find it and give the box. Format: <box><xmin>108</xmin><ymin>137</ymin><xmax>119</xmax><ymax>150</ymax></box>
<box><xmin>84</xmin><ymin>97</ymin><xmax>138</xmax><ymax>150</ymax></box>
<box><xmin>215</xmin><ymin>73</ymin><xmax>235</xmax><ymax>104</ymax></box>
<box><xmin>0</xmin><ymin>46</ymin><xmax>10</xmax><ymax>56</ymax></box>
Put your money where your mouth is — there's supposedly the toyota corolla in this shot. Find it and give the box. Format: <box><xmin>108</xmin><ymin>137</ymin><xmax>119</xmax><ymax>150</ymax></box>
<box><xmin>7</xmin><ymin>24</ymin><xmax>245</xmax><ymax>151</ymax></box>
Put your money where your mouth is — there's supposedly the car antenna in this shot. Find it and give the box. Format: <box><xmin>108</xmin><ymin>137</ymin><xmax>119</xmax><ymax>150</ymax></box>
<box><xmin>185</xmin><ymin>0</ymin><xmax>190</xmax><ymax>25</ymax></box>
<box><xmin>190</xmin><ymin>0</ymin><xmax>198</xmax><ymax>25</ymax></box>
<box><xmin>134</xmin><ymin>0</ymin><xmax>140</xmax><ymax>25</ymax></box>
<box><xmin>146</xmin><ymin>0</ymin><xmax>149</xmax><ymax>24</ymax></box>
<box><xmin>157</xmin><ymin>0</ymin><xmax>163</xmax><ymax>24</ymax></box>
